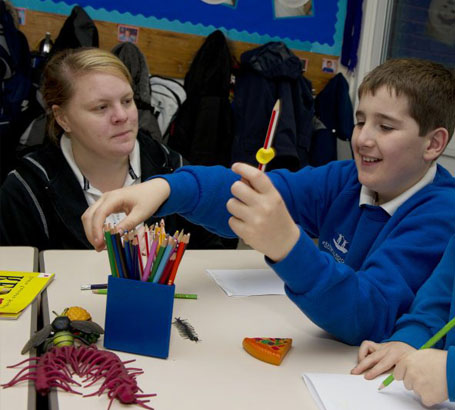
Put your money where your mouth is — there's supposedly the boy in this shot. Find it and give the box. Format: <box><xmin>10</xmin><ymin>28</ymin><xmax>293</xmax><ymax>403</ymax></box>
<box><xmin>351</xmin><ymin>234</ymin><xmax>455</xmax><ymax>407</ymax></box>
<box><xmin>83</xmin><ymin>58</ymin><xmax>455</xmax><ymax>345</ymax></box>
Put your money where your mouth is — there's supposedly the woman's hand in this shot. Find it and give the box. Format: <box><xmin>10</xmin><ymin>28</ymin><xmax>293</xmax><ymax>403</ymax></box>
<box><xmin>227</xmin><ymin>162</ymin><xmax>300</xmax><ymax>262</ymax></box>
<box><xmin>351</xmin><ymin>340</ymin><xmax>415</xmax><ymax>379</ymax></box>
<box><xmin>82</xmin><ymin>178</ymin><xmax>170</xmax><ymax>251</ymax></box>
<box><xmin>394</xmin><ymin>349</ymin><xmax>448</xmax><ymax>407</ymax></box>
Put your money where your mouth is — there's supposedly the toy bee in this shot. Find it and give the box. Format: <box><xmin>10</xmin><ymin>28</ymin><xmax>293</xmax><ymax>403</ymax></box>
<box><xmin>21</xmin><ymin>307</ymin><xmax>104</xmax><ymax>354</ymax></box>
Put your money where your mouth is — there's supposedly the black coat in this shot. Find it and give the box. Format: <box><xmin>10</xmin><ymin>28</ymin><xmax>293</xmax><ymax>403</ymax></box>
<box><xmin>0</xmin><ymin>131</ymin><xmax>223</xmax><ymax>250</ymax></box>
<box><xmin>231</xmin><ymin>42</ymin><xmax>314</xmax><ymax>171</ymax></box>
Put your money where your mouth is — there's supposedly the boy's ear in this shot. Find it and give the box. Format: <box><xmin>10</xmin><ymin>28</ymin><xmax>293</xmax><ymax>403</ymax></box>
<box><xmin>52</xmin><ymin>105</ymin><xmax>71</xmax><ymax>133</ymax></box>
<box><xmin>423</xmin><ymin>128</ymin><xmax>449</xmax><ymax>161</ymax></box>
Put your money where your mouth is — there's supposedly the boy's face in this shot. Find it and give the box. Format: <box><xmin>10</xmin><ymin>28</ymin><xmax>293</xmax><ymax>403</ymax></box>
<box><xmin>352</xmin><ymin>86</ymin><xmax>432</xmax><ymax>204</ymax></box>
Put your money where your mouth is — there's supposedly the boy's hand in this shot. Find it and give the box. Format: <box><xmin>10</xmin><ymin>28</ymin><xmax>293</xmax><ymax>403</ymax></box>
<box><xmin>394</xmin><ymin>349</ymin><xmax>448</xmax><ymax>407</ymax></box>
<box><xmin>228</xmin><ymin>162</ymin><xmax>300</xmax><ymax>262</ymax></box>
<box><xmin>81</xmin><ymin>178</ymin><xmax>170</xmax><ymax>251</ymax></box>
<box><xmin>351</xmin><ymin>340</ymin><xmax>415</xmax><ymax>379</ymax></box>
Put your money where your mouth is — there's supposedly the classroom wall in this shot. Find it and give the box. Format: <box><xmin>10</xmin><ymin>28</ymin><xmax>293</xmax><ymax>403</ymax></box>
<box><xmin>339</xmin><ymin>0</ymin><xmax>455</xmax><ymax>175</ymax></box>
<box><xmin>18</xmin><ymin>9</ymin><xmax>339</xmax><ymax>95</ymax></box>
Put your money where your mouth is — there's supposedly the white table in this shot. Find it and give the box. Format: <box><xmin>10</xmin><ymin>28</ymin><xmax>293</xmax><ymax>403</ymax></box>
<box><xmin>41</xmin><ymin>249</ymin><xmax>358</xmax><ymax>410</ymax></box>
<box><xmin>0</xmin><ymin>247</ymin><xmax>38</xmax><ymax>410</ymax></box>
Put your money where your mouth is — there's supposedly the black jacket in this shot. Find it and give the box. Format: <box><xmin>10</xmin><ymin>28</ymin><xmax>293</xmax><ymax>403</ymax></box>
<box><xmin>0</xmin><ymin>131</ymin><xmax>222</xmax><ymax>250</ymax></box>
<box><xmin>231</xmin><ymin>42</ymin><xmax>314</xmax><ymax>171</ymax></box>
<box><xmin>167</xmin><ymin>30</ymin><xmax>234</xmax><ymax>167</ymax></box>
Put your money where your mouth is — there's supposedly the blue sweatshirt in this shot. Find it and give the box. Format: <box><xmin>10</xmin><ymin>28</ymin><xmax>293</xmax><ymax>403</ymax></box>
<box><xmin>387</xmin><ymin>235</ymin><xmax>455</xmax><ymax>401</ymax></box>
<box><xmin>154</xmin><ymin>160</ymin><xmax>455</xmax><ymax>345</ymax></box>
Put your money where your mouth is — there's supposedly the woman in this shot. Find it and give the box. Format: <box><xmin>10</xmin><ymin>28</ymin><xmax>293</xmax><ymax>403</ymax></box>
<box><xmin>0</xmin><ymin>47</ymin><xmax>220</xmax><ymax>250</ymax></box>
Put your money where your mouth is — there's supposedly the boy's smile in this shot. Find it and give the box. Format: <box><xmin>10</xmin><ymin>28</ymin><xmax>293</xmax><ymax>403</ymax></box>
<box><xmin>352</xmin><ymin>86</ymin><xmax>433</xmax><ymax>205</ymax></box>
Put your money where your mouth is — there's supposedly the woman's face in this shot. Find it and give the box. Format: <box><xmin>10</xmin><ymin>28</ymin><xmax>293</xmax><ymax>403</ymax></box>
<box><xmin>54</xmin><ymin>71</ymin><xmax>138</xmax><ymax>161</ymax></box>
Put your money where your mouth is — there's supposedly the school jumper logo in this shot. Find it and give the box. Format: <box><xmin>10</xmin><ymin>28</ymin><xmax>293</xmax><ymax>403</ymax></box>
<box><xmin>333</xmin><ymin>233</ymin><xmax>349</xmax><ymax>254</ymax></box>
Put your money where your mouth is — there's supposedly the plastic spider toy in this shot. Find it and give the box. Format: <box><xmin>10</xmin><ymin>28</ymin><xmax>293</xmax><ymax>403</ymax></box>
<box><xmin>21</xmin><ymin>307</ymin><xmax>104</xmax><ymax>354</ymax></box>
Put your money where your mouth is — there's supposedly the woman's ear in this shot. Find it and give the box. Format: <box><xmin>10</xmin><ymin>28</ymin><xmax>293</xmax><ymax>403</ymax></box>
<box><xmin>424</xmin><ymin>127</ymin><xmax>449</xmax><ymax>162</ymax></box>
<box><xmin>52</xmin><ymin>105</ymin><xmax>71</xmax><ymax>133</ymax></box>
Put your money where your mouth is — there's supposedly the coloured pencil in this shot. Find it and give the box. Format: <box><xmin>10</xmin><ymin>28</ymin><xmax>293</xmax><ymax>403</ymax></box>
<box><xmin>149</xmin><ymin>237</ymin><xmax>168</xmax><ymax>282</ymax></box>
<box><xmin>81</xmin><ymin>283</ymin><xmax>108</xmax><ymax>290</ymax></box>
<box><xmin>158</xmin><ymin>250</ymin><xmax>177</xmax><ymax>284</ymax></box>
<box><xmin>152</xmin><ymin>237</ymin><xmax>176</xmax><ymax>283</ymax></box>
<box><xmin>142</xmin><ymin>233</ymin><xmax>159</xmax><ymax>281</ymax></box>
<box><xmin>123</xmin><ymin>235</ymin><xmax>133</xmax><ymax>278</ymax></box>
<box><xmin>174</xmin><ymin>293</ymin><xmax>197</xmax><ymax>299</ymax></box>
<box><xmin>144</xmin><ymin>226</ymin><xmax>149</xmax><ymax>258</ymax></box>
<box><xmin>110</xmin><ymin>230</ymin><xmax>125</xmax><ymax>279</ymax></box>
<box><xmin>104</xmin><ymin>226</ymin><xmax>118</xmax><ymax>277</ymax></box>
<box><xmin>379</xmin><ymin>316</ymin><xmax>455</xmax><ymax>390</ymax></box>
<box><xmin>168</xmin><ymin>233</ymin><xmax>190</xmax><ymax>285</ymax></box>
<box><xmin>136</xmin><ymin>238</ymin><xmax>144</xmax><ymax>277</ymax></box>
<box><xmin>257</xmin><ymin>99</ymin><xmax>281</xmax><ymax>172</ymax></box>
<box><xmin>92</xmin><ymin>289</ymin><xmax>108</xmax><ymax>295</ymax></box>
<box><xmin>92</xmin><ymin>289</ymin><xmax>197</xmax><ymax>299</ymax></box>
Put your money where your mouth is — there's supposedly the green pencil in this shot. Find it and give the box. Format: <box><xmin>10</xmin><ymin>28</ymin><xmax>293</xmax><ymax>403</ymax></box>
<box><xmin>91</xmin><ymin>289</ymin><xmax>198</xmax><ymax>299</ymax></box>
<box><xmin>104</xmin><ymin>229</ymin><xmax>118</xmax><ymax>277</ymax></box>
<box><xmin>148</xmin><ymin>240</ymin><xmax>167</xmax><ymax>282</ymax></box>
<box><xmin>92</xmin><ymin>289</ymin><xmax>108</xmax><ymax>295</ymax></box>
<box><xmin>379</xmin><ymin>316</ymin><xmax>455</xmax><ymax>390</ymax></box>
<box><xmin>174</xmin><ymin>293</ymin><xmax>198</xmax><ymax>299</ymax></box>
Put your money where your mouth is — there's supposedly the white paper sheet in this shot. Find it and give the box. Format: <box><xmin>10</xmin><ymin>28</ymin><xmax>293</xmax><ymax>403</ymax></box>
<box><xmin>302</xmin><ymin>373</ymin><xmax>455</xmax><ymax>410</ymax></box>
<box><xmin>206</xmin><ymin>268</ymin><xmax>285</xmax><ymax>296</ymax></box>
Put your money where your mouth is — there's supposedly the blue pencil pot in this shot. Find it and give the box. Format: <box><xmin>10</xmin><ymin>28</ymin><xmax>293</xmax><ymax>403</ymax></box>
<box><xmin>104</xmin><ymin>275</ymin><xmax>175</xmax><ymax>358</ymax></box>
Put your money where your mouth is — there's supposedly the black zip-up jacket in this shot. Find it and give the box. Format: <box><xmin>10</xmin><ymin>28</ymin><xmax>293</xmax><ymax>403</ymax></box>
<box><xmin>231</xmin><ymin>41</ymin><xmax>314</xmax><ymax>171</ymax></box>
<box><xmin>0</xmin><ymin>131</ymin><xmax>223</xmax><ymax>250</ymax></box>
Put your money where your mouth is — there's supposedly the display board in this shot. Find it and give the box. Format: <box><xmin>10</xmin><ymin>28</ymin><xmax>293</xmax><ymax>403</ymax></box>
<box><xmin>13</xmin><ymin>0</ymin><xmax>347</xmax><ymax>55</ymax></box>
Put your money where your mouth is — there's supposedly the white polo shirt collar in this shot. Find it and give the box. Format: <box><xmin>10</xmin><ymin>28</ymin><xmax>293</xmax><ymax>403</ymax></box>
<box><xmin>60</xmin><ymin>134</ymin><xmax>141</xmax><ymax>225</ymax></box>
<box><xmin>359</xmin><ymin>162</ymin><xmax>437</xmax><ymax>216</ymax></box>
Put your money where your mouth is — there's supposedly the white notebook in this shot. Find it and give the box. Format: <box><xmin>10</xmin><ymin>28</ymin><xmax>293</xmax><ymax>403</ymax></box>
<box><xmin>302</xmin><ymin>372</ymin><xmax>455</xmax><ymax>410</ymax></box>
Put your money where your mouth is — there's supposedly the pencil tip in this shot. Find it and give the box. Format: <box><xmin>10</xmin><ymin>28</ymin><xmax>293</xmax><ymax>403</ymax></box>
<box><xmin>378</xmin><ymin>384</ymin><xmax>385</xmax><ymax>391</ymax></box>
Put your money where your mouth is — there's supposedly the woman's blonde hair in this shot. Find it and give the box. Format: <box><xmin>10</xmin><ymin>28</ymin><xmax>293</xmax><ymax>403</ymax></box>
<box><xmin>42</xmin><ymin>47</ymin><xmax>133</xmax><ymax>143</ymax></box>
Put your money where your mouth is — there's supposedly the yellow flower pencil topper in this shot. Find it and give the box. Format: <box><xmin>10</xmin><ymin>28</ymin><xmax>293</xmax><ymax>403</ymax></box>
<box><xmin>256</xmin><ymin>99</ymin><xmax>281</xmax><ymax>171</ymax></box>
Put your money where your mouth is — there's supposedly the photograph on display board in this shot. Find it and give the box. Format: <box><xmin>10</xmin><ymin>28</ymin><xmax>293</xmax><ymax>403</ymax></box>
<box><xmin>322</xmin><ymin>58</ymin><xmax>337</xmax><ymax>73</ymax></box>
<box><xmin>118</xmin><ymin>25</ymin><xmax>139</xmax><ymax>43</ymax></box>
<box><xmin>15</xmin><ymin>7</ymin><xmax>26</xmax><ymax>25</ymax></box>
<box><xmin>274</xmin><ymin>0</ymin><xmax>313</xmax><ymax>17</ymax></box>
<box><xmin>426</xmin><ymin>0</ymin><xmax>455</xmax><ymax>47</ymax></box>
<box><xmin>200</xmin><ymin>0</ymin><xmax>237</xmax><ymax>5</ymax></box>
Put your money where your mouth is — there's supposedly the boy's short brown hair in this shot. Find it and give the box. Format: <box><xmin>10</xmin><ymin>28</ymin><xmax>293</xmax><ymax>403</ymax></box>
<box><xmin>358</xmin><ymin>58</ymin><xmax>455</xmax><ymax>140</ymax></box>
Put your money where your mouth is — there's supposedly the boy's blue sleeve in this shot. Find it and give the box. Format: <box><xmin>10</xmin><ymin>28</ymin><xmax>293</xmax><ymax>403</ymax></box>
<box><xmin>385</xmin><ymin>235</ymin><xmax>455</xmax><ymax>348</ymax></box>
<box><xmin>269</xmin><ymin>217</ymin><xmax>455</xmax><ymax>345</ymax></box>
<box><xmin>448</xmin><ymin>346</ymin><xmax>455</xmax><ymax>401</ymax></box>
<box><xmin>150</xmin><ymin>165</ymin><xmax>240</xmax><ymax>238</ymax></box>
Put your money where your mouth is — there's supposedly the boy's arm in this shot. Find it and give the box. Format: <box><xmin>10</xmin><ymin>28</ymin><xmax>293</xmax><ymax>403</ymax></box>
<box><xmin>385</xmin><ymin>235</ymin><xmax>455</xmax><ymax>347</ymax></box>
<box><xmin>269</xmin><ymin>205</ymin><xmax>455</xmax><ymax>345</ymax></box>
<box><xmin>154</xmin><ymin>161</ymin><xmax>345</xmax><ymax>240</ymax></box>
<box><xmin>153</xmin><ymin>165</ymin><xmax>240</xmax><ymax>238</ymax></box>
<box><xmin>352</xmin><ymin>236</ymin><xmax>455</xmax><ymax>379</ymax></box>
<box><xmin>271</xmin><ymin>222</ymin><xmax>454</xmax><ymax>345</ymax></box>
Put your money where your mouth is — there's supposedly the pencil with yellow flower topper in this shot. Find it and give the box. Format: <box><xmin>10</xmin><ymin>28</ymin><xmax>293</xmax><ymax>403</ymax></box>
<box><xmin>256</xmin><ymin>99</ymin><xmax>281</xmax><ymax>172</ymax></box>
